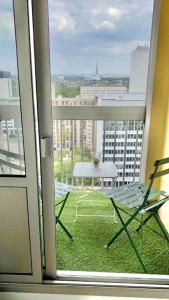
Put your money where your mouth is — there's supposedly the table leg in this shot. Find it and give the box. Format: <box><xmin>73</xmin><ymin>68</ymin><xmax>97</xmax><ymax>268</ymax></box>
<box><xmin>113</xmin><ymin>178</ymin><xmax>118</xmax><ymax>224</ymax></box>
<box><xmin>92</xmin><ymin>178</ymin><xmax>94</xmax><ymax>189</ymax></box>
<box><xmin>101</xmin><ymin>178</ymin><xmax>103</xmax><ymax>189</ymax></box>
<box><xmin>73</xmin><ymin>177</ymin><xmax>79</xmax><ymax>223</ymax></box>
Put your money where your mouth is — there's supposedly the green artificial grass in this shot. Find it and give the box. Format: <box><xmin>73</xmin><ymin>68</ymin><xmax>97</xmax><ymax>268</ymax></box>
<box><xmin>56</xmin><ymin>190</ymin><xmax>169</xmax><ymax>274</ymax></box>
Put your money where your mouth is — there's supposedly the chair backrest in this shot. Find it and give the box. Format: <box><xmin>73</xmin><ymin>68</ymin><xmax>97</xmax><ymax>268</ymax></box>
<box><xmin>150</xmin><ymin>157</ymin><xmax>169</xmax><ymax>180</ymax></box>
<box><xmin>143</xmin><ymin>157</ymin><xmax>169</xmax><ymax>205</ymax></box>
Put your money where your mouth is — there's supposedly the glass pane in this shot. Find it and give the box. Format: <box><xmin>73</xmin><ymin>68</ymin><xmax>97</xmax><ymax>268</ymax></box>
<box><xmin>0</xmin><ymin>0</ymin><xmax>25</xmax><ymax>175</ymax></box>
<box><xmin>49</xmin><ymin>0</ymin><xmax>153</xmax><ymax>107</ymax></box>
<box><xmin>48</xmin><ymin>0</ymin><xmax>168</xmax><ymax>276</ymax></box>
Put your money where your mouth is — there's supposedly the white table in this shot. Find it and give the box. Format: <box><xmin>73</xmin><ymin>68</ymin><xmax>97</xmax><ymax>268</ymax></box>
<box><xmin>73</xmin><ymin>162</ymin><xmax>118</xmax><ymax>221</ymax></box>
<box><xmin>73</xmin><ymin>162</ymin><xmax>118</xmax><ymax>179</ymax></box>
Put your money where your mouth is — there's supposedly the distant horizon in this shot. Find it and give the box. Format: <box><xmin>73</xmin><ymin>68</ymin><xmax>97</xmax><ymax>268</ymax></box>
<box><xmin>52</xmin><ymin>72</ymin><xmax>130</xmax><ymax>76</ymax></box>
<box><xmin>0</xmin><ymin>70</ymin><xmax>130</xmax><ymax>77</ymax></box>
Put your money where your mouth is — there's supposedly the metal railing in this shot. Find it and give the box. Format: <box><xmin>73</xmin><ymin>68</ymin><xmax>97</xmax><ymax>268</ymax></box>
<box><xmin>0</xmin><ymin>119</ymin><xmax>25</xmax><ymax>175</ymax></box>
<box><xmin>53</xmin><ymin>120</ymin><xmax>144</xmax><ymax>187</ymax></box>
<box><xmin>0</xmin><ymin>148</ymin><xmax>25</xmax><ymax>175</ymax></box>
<box><xmin>0</xmin><ymin>118</ymin><xmax>144</xmax><ymax>182</ymax></box>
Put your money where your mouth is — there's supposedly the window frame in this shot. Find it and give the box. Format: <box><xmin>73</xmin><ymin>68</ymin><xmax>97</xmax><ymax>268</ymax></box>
<box><xmin>30</xmin><ymin>0</ymin><xmax>169</xmax><ymax>292</ymax></box>
<box><xmin>0</xmin><ymin>0</ymin><xmax>42</xmax><ymax>283</ymax></box>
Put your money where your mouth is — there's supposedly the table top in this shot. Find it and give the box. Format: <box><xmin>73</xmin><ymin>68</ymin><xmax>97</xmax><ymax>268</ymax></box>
<box><xmin>73</xmin><ymin>162</ymin><xmax>118</xmax><ymax>178</ymax></box>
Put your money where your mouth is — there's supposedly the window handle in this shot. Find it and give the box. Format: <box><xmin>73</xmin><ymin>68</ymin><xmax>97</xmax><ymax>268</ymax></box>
<box><xmin>41</xmin><ymin>137</ymin><xmax>53</xmax><ymax>158</ymax></box>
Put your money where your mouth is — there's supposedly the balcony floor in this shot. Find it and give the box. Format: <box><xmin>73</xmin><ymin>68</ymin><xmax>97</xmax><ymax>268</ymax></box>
<box><xmin>56</xmin><ymin>191</ymin><xmax>169</xmax><ymax>274</ymax></box>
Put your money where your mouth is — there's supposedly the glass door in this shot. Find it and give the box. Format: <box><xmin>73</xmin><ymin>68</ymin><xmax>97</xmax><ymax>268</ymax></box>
<box><xmin>32</xmin><ymin>0</ymin><xmax>167</xmax><ymax>283</ymax></box>
<box><xmin>0</xmin><ymin>0</ymin><xmax>42</xmax><ymax>282</ymax></box>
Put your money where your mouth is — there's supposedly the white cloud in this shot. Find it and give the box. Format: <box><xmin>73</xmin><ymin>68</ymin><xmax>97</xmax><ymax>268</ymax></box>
<box><xmin>91</xmin><ymin>8</ymin><xmax>102</xmax><ymax>16</ymax></box>
<box><xmin>49</xmin><ymin>1</ymin><xmax>76</xmax><ymax>33</ymax></box>
<box><xmin>50</xmin><ymin>13</ymin><xmax>75</xmax><ymax>33</ymax></box>
<box><xmin>107</xmin><ymin>7</ymin><xmax>123</xmax><ymax>18</ymax></box>
<box><xmin>90</xmin><ymin>5</ymin><xmax>126</xmax><ymax>33</ymax></box>
<box><xmin>95</xmin><ymin>20</ymin><xmax>116</xmax><ymax>31</ymax></box>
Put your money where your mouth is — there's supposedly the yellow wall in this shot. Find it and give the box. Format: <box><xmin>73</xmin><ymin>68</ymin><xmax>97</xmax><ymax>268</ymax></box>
<box><xmin>145</xmin><ymin>0</ymin><xmax>169</xmax><ymax>191</ymax></box>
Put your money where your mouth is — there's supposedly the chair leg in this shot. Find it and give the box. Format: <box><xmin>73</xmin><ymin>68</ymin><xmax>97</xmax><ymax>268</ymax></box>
<box><xmin>134</xmin><ymin>212</ymin><xmax>166</xmax><ymax>240</ymax></box>
<box><xmin>105</xmin><ymin>226</ymin><xmax>126</xmax><ymax>248</ymax></box>
<box><xmin>105</xmin><ymin>199</ymin><xmax>141</xmax><ymax>248</ymax></box>
<box><xmin>56</xmin><ymin>192</ymin><xmax>74</xmax><ymax>240</ymax></box>
<box><xmin>56</xmin><ymin>217</ymin><xmax>74</xmax><ymax>240</ymax></box>
<box><xmin>153</xmin><ymin>213</ymin><xmax>169</xmax><ymax>245</ymax></box>
<box><xmin>113</xmin><ymin>202</ymin><xmax>147</xmax><ymax>273</ymax></box>
<box><xmin>135</xmin><ymin>213</ymin><xmax>153</xmax><ymax>233</ymax></box>
<box><xmin>57</xmin><ymin>192</ymin><xmax>70</xmax><ymax>219</ymax></box>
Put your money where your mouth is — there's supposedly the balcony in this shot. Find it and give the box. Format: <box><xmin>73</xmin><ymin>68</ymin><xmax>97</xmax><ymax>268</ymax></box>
<box><xmin>53</xmin><ymin>118</ymin><xmax>169</xmax><ymax>275</ymax></box>
<box><xmin>0</xmin><ymin>101</ymin><xmax>169</xmax><ymax>275</ymax></box>
<box><xmin>53</xmin><ymin>119</ymin><xmax>144</xmax><ymax>187</ymax></box>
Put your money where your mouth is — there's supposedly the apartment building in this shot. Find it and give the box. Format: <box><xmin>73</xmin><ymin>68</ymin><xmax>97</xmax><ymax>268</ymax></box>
<box><xmin>52</xmin><ymin>96</ymin><xmax>96</xmax><ymax>152</ymax></box>
<box><xmin>80</xmin><ymin>85</ymin><xmax>127</xmax><ymax>100</ymax></box>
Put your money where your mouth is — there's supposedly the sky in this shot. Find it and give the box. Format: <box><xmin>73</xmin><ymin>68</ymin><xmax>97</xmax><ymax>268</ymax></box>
<box><xmin>48</xmin><ymin>0</ymin><xmax>154</xmax><ymax>75</ymax></box>
<box><xmin>0</xmin><ymin>1</ymin><xmax>17</xmax><ymax>75</ymax></box>
<box><xmin>0</xmin><ymin>0</ymin><xmax>154</xmax><ymax>75</ymax></box>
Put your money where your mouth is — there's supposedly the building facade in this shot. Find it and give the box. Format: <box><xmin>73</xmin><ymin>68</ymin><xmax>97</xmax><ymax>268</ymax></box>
<box><xmin>52</xmin><ymin>96</ymin><xmax>96</xmax><ymax>153</ymax></box>
<box><xmin>80</xmin><ymin>85</ymin><xmax>127</xmax><ymax>100</ymax></box>
<box><xmin>129</xmin><ymin>45</ymin><xmax>149</xmax><ymax>93</ymax></box>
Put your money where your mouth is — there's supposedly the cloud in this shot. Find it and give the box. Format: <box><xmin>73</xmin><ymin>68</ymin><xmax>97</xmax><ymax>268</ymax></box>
<box><xmin>106</xmin><ymin>7</ymin><xmax>123</xmax><ymax>18</ymax></box>
<box><xmin>0</xmin><ymin>0</ymin><xmax>154</xmax><ymax>75</ymax></box>
<box><xmin>49</xmin><ymin>1</ymin><xmax>76</xmax><ymax>34</ymax></box>
<box><xmin>50</xmin><ymin>13</ymin><xmax>75</xmax><ymax>33</ymax></box>
<box><xmin>95</xmin><ymin>20</ymin><xmax>116</xmax><ymax>31</ymax></box>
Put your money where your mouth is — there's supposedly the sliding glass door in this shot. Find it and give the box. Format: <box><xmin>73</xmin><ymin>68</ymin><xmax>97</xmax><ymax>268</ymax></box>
<box><xmin>0</xmin><ymin>0</ymin><xmax>42</xmax><ymax>282</ymax></box>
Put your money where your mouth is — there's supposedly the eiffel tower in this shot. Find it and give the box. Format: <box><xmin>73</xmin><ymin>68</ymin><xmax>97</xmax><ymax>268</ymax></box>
<box><xmin>95</xmin><ymin>61</ymin><xmax>98</xmax><ymax>76</ymax></box>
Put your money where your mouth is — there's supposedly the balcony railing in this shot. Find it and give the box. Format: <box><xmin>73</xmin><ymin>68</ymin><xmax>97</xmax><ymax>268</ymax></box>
<box><xmin>0</xmin><ymin>119</ymin><xmax>25</xmax><ymax>175</ymax></box>
<box><xmin>0</xmin><ymin>113</ymin><xmax>144</xmax><ymax>184</ymax></box>
<box><xmin>53</xmin><ymin>120</ymin><xmax>144</xmax><ymax>187</ymax></box>
<box><xmin>0</xmin><ymin>148</ymin><xmax>25</xmax><ymax>175</ymax></box>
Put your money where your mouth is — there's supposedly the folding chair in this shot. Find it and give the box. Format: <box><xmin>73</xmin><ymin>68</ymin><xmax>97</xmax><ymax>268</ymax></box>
<box><xmin>102</xmin><ymin>157</ymin><xmax>169</xmax><ymax>273</ymax></box>
<box><xmin>55</xmin><ymin>181</ymin><xmax>74</xmax><ymax>241</ymax></box>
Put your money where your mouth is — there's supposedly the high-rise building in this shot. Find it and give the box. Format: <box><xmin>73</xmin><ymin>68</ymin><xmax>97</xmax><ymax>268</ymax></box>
<box><xmin>129</xmin><ymin>45</ymin><xmax>149</xmax><ymax>93</ymax></box>
<box><xmin>96</xmin><ymin>95</ymin><xmax>145</xmax><ymax>186</ymax></box>
<box><xmin>52</xmin><ymin>96</ymin><xmax>96</xmax><ymax>152</ymax></box>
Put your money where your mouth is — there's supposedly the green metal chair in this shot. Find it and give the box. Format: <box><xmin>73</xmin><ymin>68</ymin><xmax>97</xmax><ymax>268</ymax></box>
<box><xmin>102</xmin><ymin>157</ymin><xmax>169</xmax><ymax>273</ymax></box>
<box><xmin>55</xmin><ymin>181</ymin><xmax>74</xmax><ymax>241</ymax></box>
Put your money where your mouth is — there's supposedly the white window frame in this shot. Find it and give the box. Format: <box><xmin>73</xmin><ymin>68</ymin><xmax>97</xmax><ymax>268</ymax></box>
<box><xmin>0</xmin><ymin>0</ymin><xmax>42</xmax><ymax>283</ymax></box>
<box><xmin>28</xmin><ymin>0</ymin><xmax>169</xmax><ymax>295</ymax></box>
